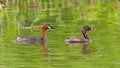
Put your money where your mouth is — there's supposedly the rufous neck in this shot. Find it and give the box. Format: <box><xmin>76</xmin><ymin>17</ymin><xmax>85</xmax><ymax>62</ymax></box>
<box><xmin>41</xmin><ymin>27</ymin><xmax>47</xmax><ymax>38</ymax></box>
<box><xmin>82</xmin><ymin>30</ymin><xmax>89</xmax><ymax>39</ymax></box>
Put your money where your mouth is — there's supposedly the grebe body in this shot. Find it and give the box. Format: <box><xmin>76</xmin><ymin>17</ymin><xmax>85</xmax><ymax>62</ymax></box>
<box><xmin>65</xmin><ymin>37</ymin><xmax>91</xmax><ymax>46</ymax></box>
<box><xmin>17</xmin><ymin>37</ymin><xmax>46</xmax><ymax>44</ymax></box>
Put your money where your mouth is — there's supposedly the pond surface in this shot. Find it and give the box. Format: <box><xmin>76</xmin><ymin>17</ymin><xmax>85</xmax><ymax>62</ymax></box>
<box><xmin>0</xmin><ymin>22</ymin><xmax>120</xmax><ymax>68</ymax></box>
<box><xmin>0</xmin><ymin>2</ymin><xmax>120</xmax><ymax>68</ymax></box>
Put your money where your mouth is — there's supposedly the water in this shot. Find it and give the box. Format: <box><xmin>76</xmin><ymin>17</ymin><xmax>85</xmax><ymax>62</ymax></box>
<box><xmin>0</xmin><ymin>23</ymin><xmax>119</xmax><ymax>68</ymax></box>
<box><xmin>0</xmin><ymin>1</ymin><xmax>120</xmax><ymax>68</ymax></box>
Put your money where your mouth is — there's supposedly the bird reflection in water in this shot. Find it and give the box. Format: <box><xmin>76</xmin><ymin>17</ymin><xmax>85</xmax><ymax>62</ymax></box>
<box><xmin>41</xmin><ymin>42</ymin><xmax>48</xmax><ymax>58</ymax></box>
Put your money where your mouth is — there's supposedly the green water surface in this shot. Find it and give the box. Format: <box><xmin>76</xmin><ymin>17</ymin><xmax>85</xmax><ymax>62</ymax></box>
<box><xmin>0</xmin><ymin>0</ymin><xmax>120</xmax><ymax>68</ymax></box>
<box><xmin>0</xmin><ymin>22</ymin><xmax>119</xmax><ymax>68</ymax></box>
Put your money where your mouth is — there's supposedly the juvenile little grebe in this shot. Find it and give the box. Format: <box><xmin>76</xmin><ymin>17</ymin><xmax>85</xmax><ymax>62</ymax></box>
<box><xmin>17</xmin><ymin>24</ymin><xmax>54</xmax><ymax>44</ymax></box>
<box><xmin>65</xmin><ymin>26</ymin><xmax>95</xmax><ymax>54</ymax></box>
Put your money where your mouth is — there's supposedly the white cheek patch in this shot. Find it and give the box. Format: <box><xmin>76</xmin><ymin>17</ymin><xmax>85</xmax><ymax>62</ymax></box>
<box><xmin>47</xmin><ymin>25</ymin><xmax>51</xmax><ymax>29</ymax></box>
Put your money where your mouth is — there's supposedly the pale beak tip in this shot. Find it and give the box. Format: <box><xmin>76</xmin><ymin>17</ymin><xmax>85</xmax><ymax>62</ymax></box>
<box><xmin>91</xmin><ymin>28</ymin><xmax>95</xmax><ymax>31</ymax></box>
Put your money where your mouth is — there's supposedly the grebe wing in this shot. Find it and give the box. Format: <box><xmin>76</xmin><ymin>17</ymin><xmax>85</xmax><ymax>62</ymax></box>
<box><xmin>17</xmin><ymin>37</ymin><xmax>38</xmax><ymax>41</ymax></box>
<box><xmin>16</xmin><ymin>37</ymin><xmax>42</xmax><ymax>44</ymax></box>
<box><xmin>65</xmin><ymin>36</ymin><xmax>83</xmax><ymax>42</ymax></box>
<box><xmin>64</xmin><ymin>36</ymin><xmax>90</xmax><ymax>46</ymax></box>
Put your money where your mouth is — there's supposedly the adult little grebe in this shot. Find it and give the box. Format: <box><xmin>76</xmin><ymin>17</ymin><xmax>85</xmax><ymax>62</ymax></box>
<box><xmin>17</xmin><ymin>24</ymin><xmax>54</xmax><ymax>44</ymax></box>
<box><xmin>65</xmin><ymin>26</ymin><xmax>95</xmax><ymax>54</ymax></box>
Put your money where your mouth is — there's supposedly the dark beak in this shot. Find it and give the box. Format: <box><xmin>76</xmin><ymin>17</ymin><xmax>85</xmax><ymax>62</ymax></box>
<box><xmin>50</xmin><ymin>26</ymin><xmax>54</xmax><ymax>29</ymax></box>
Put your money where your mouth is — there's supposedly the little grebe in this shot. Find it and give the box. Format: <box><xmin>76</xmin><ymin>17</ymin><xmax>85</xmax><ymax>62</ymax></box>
<box><xmin>17</xmin><ymin>24</ymin><xmax>54</xmax><ymax>44</ymax></box>
<box><xmin>65</xmin><ymin>26</ymin><xmax>95</xmax><ymax>45</ymax></box>
<box><xmin>65</xmin><ymin>26</ymin><xmax>95</xmax><ymax>54</ymax></box>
